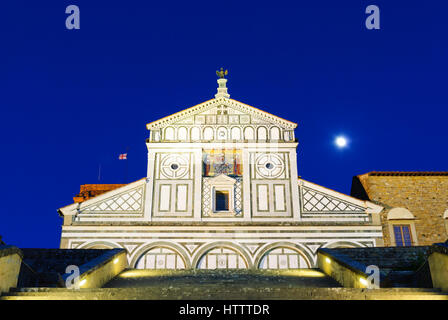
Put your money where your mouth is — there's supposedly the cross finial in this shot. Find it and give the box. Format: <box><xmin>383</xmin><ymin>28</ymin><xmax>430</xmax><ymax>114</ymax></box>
<box><xmin>216</xmin><ymin>68</ymin><xmax>228</xmax><ymax>79</ymax></box>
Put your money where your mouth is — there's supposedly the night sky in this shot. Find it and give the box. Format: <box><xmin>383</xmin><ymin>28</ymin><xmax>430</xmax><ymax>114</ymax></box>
<box><xmin>1</xmin><ymin>1</ymin><xmax>446</xmax><ymax>248</ymax></box>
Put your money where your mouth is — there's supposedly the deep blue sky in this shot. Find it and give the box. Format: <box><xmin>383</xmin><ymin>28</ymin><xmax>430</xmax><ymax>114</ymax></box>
<box><xmin>1</xmin><ymin>1</ymin><xmax>446</xmax><ymax>248</ymax></box>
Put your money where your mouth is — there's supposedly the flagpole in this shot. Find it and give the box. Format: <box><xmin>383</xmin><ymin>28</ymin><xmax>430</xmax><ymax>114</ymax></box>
<box><xmin>125</xmin><ymin>146</ymin><xmax>129</xmax><ymax>183</ymax></box>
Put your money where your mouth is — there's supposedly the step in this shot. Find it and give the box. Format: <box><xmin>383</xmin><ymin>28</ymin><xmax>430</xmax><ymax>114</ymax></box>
<box><xmin>2</xmin><ymin>287</ymin><xmax>447</xmax><ymax>300</ymax></box>
<box><xmin>103</xmin><ymin>269</ymin><xmax>342</xmax><ymax>288</ymax></box>
<box><xmin>3</xmin><ymin>295</ymin><xmax>447</xmax><ymax>300</ymax></box>
<box><xmin>9</xmin><ymin>286</ymin><xmax>442</xmax><ymax>294</ymax></box>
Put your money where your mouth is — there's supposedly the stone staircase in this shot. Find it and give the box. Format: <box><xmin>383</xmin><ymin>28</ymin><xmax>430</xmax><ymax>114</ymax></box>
<box><xmin>2</xmin><ymin>287</ymin><xmax>447</xmax><ymax>300</ymax></box>
<box><xmin>2</xmin><ymin>269</ymin><xmax>447</xmax><ymax>300</ymax></box>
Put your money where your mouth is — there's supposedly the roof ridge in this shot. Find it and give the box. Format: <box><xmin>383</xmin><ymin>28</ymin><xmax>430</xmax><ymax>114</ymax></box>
<box><xmin>361</xmin><ymin>171</ymin><xmax>448</xmax><ymax>176</ymax></box>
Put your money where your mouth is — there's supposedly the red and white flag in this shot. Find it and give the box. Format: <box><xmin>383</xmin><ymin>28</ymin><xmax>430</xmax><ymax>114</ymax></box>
<box><xmin>118</xmin><ymin>153</ymin><xmax>127</xmax><ymax>160</ymax></box>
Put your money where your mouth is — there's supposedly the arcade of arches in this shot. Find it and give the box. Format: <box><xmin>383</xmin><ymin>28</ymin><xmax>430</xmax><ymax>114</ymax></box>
<box><xmin>87</xmin><ymin>244</ymin><xmax>341</xmax><ymax>270</ymax></box>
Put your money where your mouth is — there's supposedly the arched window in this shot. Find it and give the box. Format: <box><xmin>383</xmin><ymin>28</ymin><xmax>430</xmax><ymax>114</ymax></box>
<box><xmin>197</xmin><ymin>246</ymin><xmax>247</xmax><ymax>269</ymax></box>
<box><xmin>258</xmin><ymin>247</ymin><xmax>311</xmax><ymax>269</ymax></box>
<box><xmin>387</xmin><ymin>208</ymin><xmax>417</xmax><ymax>247</ymax></box>
<box><xmin>135</xmin><ymin>247</ymin><xmax>186</xmax><ymax>269</ymax></box>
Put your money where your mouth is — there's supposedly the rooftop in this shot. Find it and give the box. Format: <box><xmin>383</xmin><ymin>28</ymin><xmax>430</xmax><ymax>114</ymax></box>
<box><xmin>73</xmin><ymin>184</ymin><xmax>126</xmax><ymax>203</ymax></box>
<box><xmin>360</xmin><ymin>171</ymin><xmax>448</xmax><ymax>177</ymax></box>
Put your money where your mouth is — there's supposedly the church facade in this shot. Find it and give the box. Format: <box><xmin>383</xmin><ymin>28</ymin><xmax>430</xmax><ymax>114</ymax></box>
<box><xmin>58</xmin><ymin>73</ymin><xmax>384</xmax><ymax>270</ymax></box>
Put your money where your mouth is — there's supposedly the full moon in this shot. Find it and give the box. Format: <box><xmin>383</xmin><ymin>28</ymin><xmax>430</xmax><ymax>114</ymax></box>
<box><xmin>335</xmin><ymin>136</ymin><xmax>348</xmax><ymax>148</ymax></box>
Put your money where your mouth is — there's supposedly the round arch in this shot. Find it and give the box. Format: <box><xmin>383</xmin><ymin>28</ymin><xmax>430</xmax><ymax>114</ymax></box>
<box><xmin>244</xmin><ymin>127</ymin><xmax>255</xmax><ymax>140</ymax></box>
<box><xmin>387</xmin><ymin>208</ymin><xmax>415</xmax><ymax>220</ymax></box>
<box><xmin>322</xmin><ymin>240</ymin><xmax>367</xmax><ymax>249</ymax></box>
<box><xmin>216</xmin><ymin>126</ymin><xmax>228</xmax><ymax>140</ymax></box>
<box><xmin>130</xmin><ymin>241</ymin><xmax>191</xmax><ymax>269</ymax></box>
<box><xmin>254</xmin><ymin>242</ymin><xmax>313</xmax><ymax>269</ymax></box>
<box><xmin>164</xmin><ymin>127</ymin><xmax>175</xmax><ymax>140</ymax></box>
<box><xmin>192</xmin><ymin>242</ymin><xmax>252</xmax><ymax>269</ymax></box>
<box><xmin>270</xmin><ymin>127</ymin><xmax>280</xmax><ymax>140</ymax></box>
<box><xmin>191</xmin><ymin>127</ymin><xmax>201</xmax><ymax>141</ymax></box>
<box><xmin>257</xmin><ymin>126</ymin><xmax>268</xmax><ymax>141</ymax></box>
<box><xmin>203</xmin><ymin>127</ymin><xmax>214</xmax><ymax>141</ymax></box>
<box><xmin>230</xmin><ymin>126</ymin><xmax>241</xmax><ymax>140</ymax></box>
<box><xmin>177</xmin><ymin>127</ymin><xmax>188</xmax><ymax>141</ymax></box>
<box><xmin>77</xmin><ymin>241</ymin><xmax>121</xmax><ymax>249</ymax></box>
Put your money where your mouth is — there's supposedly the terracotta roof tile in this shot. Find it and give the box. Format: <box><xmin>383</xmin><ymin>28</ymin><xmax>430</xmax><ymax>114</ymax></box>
<box><xmin>73</xmin><ymin>184</ymin><xmax>126</xmax><ymax>203</ymax></box>
<box><xmin>362</xmin><ymin>171</ymin><xmax>448</xmax><ymax>177</ymax></box>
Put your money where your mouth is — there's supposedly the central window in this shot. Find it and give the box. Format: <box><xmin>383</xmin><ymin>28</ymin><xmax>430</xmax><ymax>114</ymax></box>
<box><xmin>215</xmin><ymin>190</ymin><xmax>229</xmax><ymax>211</ymax></box>
<box><xmin>207</xmin><ymin>175</ymin><xmax>237</xmax><ymax>216</ymax></box>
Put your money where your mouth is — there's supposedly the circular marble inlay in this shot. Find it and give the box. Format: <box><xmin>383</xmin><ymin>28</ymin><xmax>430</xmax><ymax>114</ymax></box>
<box><xmin>160</xmin><ymin>154</ymin><xmax>189</xmax><ymax>178</ymax></box>
<box><xmin>256</xmin><ymin>154</ymin><xmax>284</xmax><ymax>178</ymax></box>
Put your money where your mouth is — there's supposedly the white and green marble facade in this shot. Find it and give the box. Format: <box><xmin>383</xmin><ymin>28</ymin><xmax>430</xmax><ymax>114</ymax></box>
<box><xmin>59</xmin><ymin>79</ymin><xmax>384</xmax><ymax>269</ymax></box>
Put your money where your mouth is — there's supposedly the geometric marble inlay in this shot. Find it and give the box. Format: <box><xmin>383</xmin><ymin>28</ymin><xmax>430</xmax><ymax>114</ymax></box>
<box><xmin>302</xmin><ymin>187</ymin><xmax>365</xmax><ymax>213</ymax></box>
<box><xmin>81</xmin><ymin>186</ymin><xmax>144</xmax><ymax>213</ymax></box>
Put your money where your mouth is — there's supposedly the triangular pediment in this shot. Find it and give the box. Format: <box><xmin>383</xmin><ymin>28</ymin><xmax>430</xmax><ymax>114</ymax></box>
<box><xmin>208</xmin><ymin>174</ymin><xmax>237</xmax><ymax>185</ymax></box>
<box><xmin>146</xmin><ymin>98</ymin><xmax>297</xmax><ymax>130</ymax></box>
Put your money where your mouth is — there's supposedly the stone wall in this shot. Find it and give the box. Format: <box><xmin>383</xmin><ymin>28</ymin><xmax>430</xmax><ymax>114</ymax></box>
<box><xmin>351</xmin><ymin>173</ymin><xmax>448</xmax><ymax>246</ymax></box>
<box><xmin>428</xmin><ymin>243</ymin><xmax>448</xmax><ymax>291</ymax></box>
<box><xmin>317</xmin><ymin>249</ymin><xmax>369</xmax><ymax>288</ymax></box>
<box><xmin>0</xmin><ymin>246</ymin><xmax>23</xmax><ymax>294</ymax></box>
<box><xmin>317</xmin><ymin>246</ymin><xmax>433</xmax><ymax>288</ymax></box>
<box><xmin>323</xmin><ymin>246</ymin><xmax>431</xmax><ymax>270</ymax></box>
<box><xmin>18</xmin><ymin>248</ymin><xmax>126</xmax><ymax>288</ymax></box>
<box><xmin>61</xmin><ymin>249</ymin><xmax>127</xmax><ymax>288</ymax></box>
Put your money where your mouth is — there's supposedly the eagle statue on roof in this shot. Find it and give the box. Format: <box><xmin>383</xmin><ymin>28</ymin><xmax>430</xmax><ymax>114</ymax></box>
<box><xmin>216</xmin><ymin>68</ymin><xmax>228</xmax><ymax>79</ymax></box>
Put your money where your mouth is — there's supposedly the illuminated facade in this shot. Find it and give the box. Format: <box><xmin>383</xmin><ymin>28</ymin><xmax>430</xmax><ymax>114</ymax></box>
<box><xmin>58</xmin><ymin>74</ymin><xmax>384</xmax><ymax>270</ymax></box>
